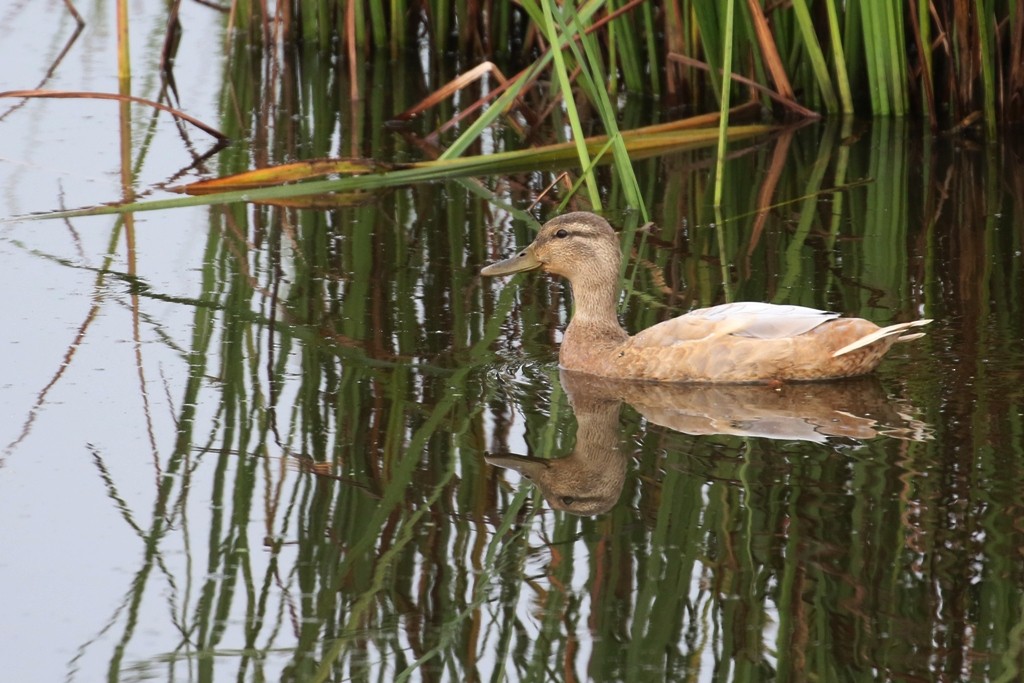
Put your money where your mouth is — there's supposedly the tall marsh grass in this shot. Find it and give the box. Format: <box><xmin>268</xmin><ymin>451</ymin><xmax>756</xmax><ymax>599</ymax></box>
<box><xmin>237</xmin><ymin>0</ymin><xmax>1024</xmax><ymax>130</ymax></box>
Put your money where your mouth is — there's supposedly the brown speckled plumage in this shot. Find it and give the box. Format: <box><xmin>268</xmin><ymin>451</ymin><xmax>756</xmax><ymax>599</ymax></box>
<box><xmin>482</xmin><ymin>212</ymin><xmax>931</xmax><ymax>383</ymax></box>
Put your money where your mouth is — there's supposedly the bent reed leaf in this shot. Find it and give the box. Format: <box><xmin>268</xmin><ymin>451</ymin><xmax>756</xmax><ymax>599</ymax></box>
<box><xmin>0</xmin><ymin>89</ymin><xmax>229</xmax><ymax>142</ymax></box>
<box><xmin>183</xmin><ymin>159</ymin><xmax>397</xmax><ymax>194</ymax></box>
<box><xmin>176</xmin><ymin>119</ymin><xmax>774</xmax><ymax>196</ymax></box>
<box><xmin>23</xmin><ymin>120</ymin><xmax>773</xmax><ymax>220</ymax></box>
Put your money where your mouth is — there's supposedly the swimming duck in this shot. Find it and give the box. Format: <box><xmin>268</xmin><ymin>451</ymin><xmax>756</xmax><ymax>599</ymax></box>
<box><xmin>481</xmin><ymin>211</ymin><xmax>931</xmax><ymax>383</ymax></box>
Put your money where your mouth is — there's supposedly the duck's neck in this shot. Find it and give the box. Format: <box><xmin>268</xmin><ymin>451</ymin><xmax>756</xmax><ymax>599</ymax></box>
<box><xmin>561</xmin><ymin>271</ymin><xmax>630</xmax><ymax>361</ymax></box>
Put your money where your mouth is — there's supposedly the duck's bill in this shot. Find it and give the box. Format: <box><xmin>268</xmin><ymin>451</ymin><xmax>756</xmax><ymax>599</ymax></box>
<box><xmin>484</xmin><ymin>452</ymin><xmax>550</xmax><ymax>475</ymax></box>
<box><xmin>480</xmin><ymin>249</ymin><xmax>541</xmax><ymax>276</ymax></box>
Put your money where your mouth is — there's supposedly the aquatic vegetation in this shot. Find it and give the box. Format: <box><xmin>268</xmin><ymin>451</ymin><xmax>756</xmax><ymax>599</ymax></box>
<box><xmin>3</xmin><ymin>3</ymin><xmax>1024</xmax><ymax>682</ymax></box>
<box><xmin>239</xmin><ymin>1</ymin><xmax>1022</xmax><ymax>128</ymax></box>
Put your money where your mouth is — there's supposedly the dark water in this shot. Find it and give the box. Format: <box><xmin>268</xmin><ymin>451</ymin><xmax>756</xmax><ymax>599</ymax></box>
<box><xmin>2</xmin><ymin>10</ymin><xmax>1024</xmax><ymax>681</ymax></box>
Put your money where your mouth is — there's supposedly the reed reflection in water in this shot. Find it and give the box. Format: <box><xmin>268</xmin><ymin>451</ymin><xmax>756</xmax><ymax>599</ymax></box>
<box><xmin>2</xmin><ymin>117</ymin><xmax>1023</xmax><ymax>681</ymax></box>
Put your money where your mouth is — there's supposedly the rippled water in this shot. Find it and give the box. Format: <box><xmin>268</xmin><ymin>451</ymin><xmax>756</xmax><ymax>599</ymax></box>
<box><xmin>2</xmin><ymin>4</ymin><xmax>1023</xmax><ymax>682</ymax></box>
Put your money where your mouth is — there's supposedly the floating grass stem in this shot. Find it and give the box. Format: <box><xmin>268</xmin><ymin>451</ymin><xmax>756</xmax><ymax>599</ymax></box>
<box><xmin>713</xmin><ymin>0</ymin><xmax>736</xmax><ymax>208</ymax></box>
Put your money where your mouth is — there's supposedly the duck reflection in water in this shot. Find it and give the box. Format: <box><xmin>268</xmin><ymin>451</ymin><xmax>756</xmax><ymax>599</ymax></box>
<box><xmin>487</xmin><ymin>370</ymin><xmax>931</xmax><ymax>516</ymax></box>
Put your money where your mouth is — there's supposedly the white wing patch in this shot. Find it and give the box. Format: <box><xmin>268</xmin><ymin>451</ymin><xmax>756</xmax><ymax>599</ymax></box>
<box><xmin>631</xmin><ymin>302</ymin><xmax>838</xmax><ymax>347</ymax></box>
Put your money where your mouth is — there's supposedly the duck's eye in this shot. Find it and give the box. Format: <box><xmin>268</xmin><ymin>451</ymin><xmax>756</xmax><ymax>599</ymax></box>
<box><xmin>555</xmin><ymin>229</ymin><xmax>569</xmax><ymax>239</ymax></box>
<box><xmin>560</xmin><ymin>496</ymin><xmax>576</xmax><ymax>506</ymax></box>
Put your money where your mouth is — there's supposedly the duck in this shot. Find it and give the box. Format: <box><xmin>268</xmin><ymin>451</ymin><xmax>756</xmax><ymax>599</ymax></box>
<box><xmin>481</xmin><ymin>211</ymin><xmax>932</xmax><ymax>383</ymax></box>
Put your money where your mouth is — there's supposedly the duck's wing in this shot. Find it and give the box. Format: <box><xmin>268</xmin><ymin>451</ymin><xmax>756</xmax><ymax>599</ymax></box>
<box><xmin>630</xmin><ymin>302</ymin><xmax>840</xmax><ymax>347</ymax></box>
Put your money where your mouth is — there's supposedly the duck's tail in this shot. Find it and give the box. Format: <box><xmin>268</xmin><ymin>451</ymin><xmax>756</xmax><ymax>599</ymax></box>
<box><xmin>832</xmin><ymin>319</ymin><xmax>933</xmax><ymax>358</ymax></box>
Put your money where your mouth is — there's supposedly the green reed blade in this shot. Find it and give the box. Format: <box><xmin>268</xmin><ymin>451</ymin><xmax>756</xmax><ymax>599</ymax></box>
<box><xmin>790</xmin><ymin>0</ymin><xmax>838</xmax><ymax>113</ymax></box>
<box><xmin>390</xmin><ymin>0</ymin><xmax>406</xmax><ymax>55</ymax></box>
<box><xmin>841</xmin><ymin>0</ymin><xmax>864</xmax><ymax>97</ymax></box>
<box><xmin>823</xmin><ymin>0</ymin><xmax>853</xmax><ymax>114</ymax></box>
<box><xmin>495</xmin><ymin>0</ymin><xmax>510</xmax><ymax>55</ymax></box>
<box><xmin>563</xmin><ymin>7</ymin><xmax>648</xmax><ymax>216</ymax></box>
<box><xmin>432</xmin><ymin>0</ymin><xmax>449</xmax><ymax>53</ymax></box>
<box><xmin>976</xmin><ymin>0</ymin><xmax>997</xmax><ymax>137</ymax></box>
<box><xmin>713</xmin><ymin>0</ymin><xmax>736</xmax><ymax>208</ymax></box>
<box><xmin>692</xmin><ymin>0</ymin><xmax>723</xmax><ymax>103</ymax></box>
<box><xmin>860</xmin><ymin>2</ymin><xmax>890</xmax><ymax>115</ymax></box>
<box><xmin>606</xmin><ymin>7</ymin><xmax>620</xmax><ymax>96</ymax></box>
<box><xmin>610</xmin><ymin>0</ymin><xmax>643</xmax><ymax>92</ymax></box>
<box><xmin>369</xmin><ymin>0</ymin><xmax>387</xmax><ymax>49</ymax></box>
<box><xmin>320</xmin><ymin>0</ymin><xmax>333</xmax><ymax>49</ymax></box>
<box><xmin>538</xmin><ymin>0</ymin><xmax>601</xmax><ymax>208</ymax></box>
<box><xmin>916</xmin><ymin>0</ymin><xmax>935</xmax><ymax>123</ymax></box>
<box><xmin>883</xmin><ymin>0</ymin><xmax>908</xmax><ymax>115</ymax></box>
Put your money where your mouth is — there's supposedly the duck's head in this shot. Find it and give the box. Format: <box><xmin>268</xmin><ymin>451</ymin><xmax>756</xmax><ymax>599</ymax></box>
<box><xmin>480</xmin><ymin>212</ymin><xmax>621</xmax><ymax>281</ymax></box>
